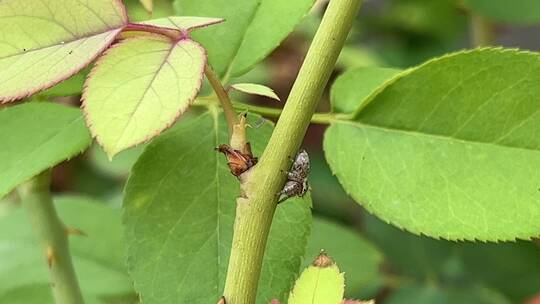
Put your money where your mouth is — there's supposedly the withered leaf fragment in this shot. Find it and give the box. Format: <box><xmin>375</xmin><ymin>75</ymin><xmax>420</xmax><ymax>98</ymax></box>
<box><xmin>217</xmin><ymin>143</ymin><xmax>258</xmax><ymax>177</ymax></box>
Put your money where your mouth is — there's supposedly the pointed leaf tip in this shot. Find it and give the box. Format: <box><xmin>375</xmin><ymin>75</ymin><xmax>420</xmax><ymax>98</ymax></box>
<box><xmin>230</xmin><ymin>83</ymin><xmax>281</xmax><ymax>101</ymax></box>
<box><xmin>140</xmin><ymin>16</ymin><xmax>225</xmax><ymax>32</ymax></box>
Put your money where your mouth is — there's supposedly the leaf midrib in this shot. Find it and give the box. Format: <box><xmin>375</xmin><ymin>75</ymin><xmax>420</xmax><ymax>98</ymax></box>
<box><xmin>334</xmin><ymin>119</ymin><xmax>540</xmax><ymax>154</ymax></box>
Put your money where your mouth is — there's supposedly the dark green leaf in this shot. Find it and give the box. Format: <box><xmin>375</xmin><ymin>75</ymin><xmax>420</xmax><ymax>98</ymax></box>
<box><xmin>0</xmin><ymin>102</ymin><xmax>91</xmax><ymax>198</ymax></box>
<box><xmin>124</xmin><ymin>111</ymin><xmax>312</xmax><ymax>303</ymax></box>
<box><xmin>464</xmin><ymin>0</ymin><xmax>540</xmax><ymax>25</ymax></box>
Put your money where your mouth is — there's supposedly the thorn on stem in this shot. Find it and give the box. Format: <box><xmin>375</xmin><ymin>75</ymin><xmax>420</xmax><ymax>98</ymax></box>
<box><xmin>66</xmin><ymin>227</ymin><xmax>87</xmax><ymax>237</ymax></box>
<box><xmin>46</xmin><ymin>246</ymin><xmax>55</xmax><ymax>267</ymax></box>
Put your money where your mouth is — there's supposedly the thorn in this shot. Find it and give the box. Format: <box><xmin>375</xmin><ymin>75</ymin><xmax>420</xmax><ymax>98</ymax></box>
<box><xmin>46</xmin><ymin>246</ymin><xmax>55</xmax><ymax>267</ymax></box>
<box><xmin>217</xmin><ymin>296</ymin><xmax>226</xmax><ymax>304</ymax></box>
<box><xmin>66</xmin><ymin>227</ymin><xmax>87</xmax><ymax>237</ymax></box>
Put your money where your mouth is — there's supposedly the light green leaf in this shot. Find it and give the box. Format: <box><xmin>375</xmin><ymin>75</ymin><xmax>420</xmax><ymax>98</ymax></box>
<box><xmin>464</xmin><ymin>0</ymin><xmax>540</xmax><ymax>25</ymax></box>
<box><xmin>331</xmin><ymin>67</ymin><xmax>400</xmax><ymax>114</ymax></box>
<box><xmin>140</xmin><ymin>16</ymin><xmax>224</xmax><ymax>31</ymax></box>
<box><xmin>288</xmin><ymin>252</ymin><xmax>344</xmax><ymax>304</ymax></box>
<box><xmin>174</xmin><ymin>0</ymin><xmax>315</xmax><ymax>79</ymax></box>
<box><xmin>230</xmin><ymin>83</ymin><xmax>280</xmax><ymax>101</ymax></box>
<box><xmin>0</xmin><ymin>102</ymin><xmax>91</xmax><ymax>198</ymax></box>
<box><xmin>140</xmin><ymin>0</ymin><xmax>153</xmax><ymax>13</ymax></box>
<box><xmin>0</xmin><ymin>0</ymin><xmax>127</xmax><ymax>102</ymax></box>
<box><xmin>126</xmin><ymin>0</ymin><xmax>174</xmax><ymax>22</ymax></box>
<box><xmin>83</xmin><ymin>36</ymin><xmax>206</xmax><ymax>158</ymax></box>
<box><xmin>305</xmin><ymin>217</ymin><xmax>382</xmax><ymax>297</ymax></box>
<box><xmin>123</xmin><ymin>111</ymin><xmax>312</xmax><ymax>304</ymax></box>
<box><xmin>324</xmin><ymin>48</ymin><xmax>540</xmax><ymax>241</ymax></box>
<box><xmin>0</xmin><ymin>195</ymin><xmax>133</xmax><ymax>303</ymax></box>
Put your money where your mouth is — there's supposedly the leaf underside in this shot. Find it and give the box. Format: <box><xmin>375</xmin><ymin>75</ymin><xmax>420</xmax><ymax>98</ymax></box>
<box><xmin>0</xmin><ymin>0</ymin><xmax>127</xmax><ymax>102</ymax></box>
<box><xmin>83</xmin><ymin>35</ymin><xmax>206</xmax><ymax>158</ymax></box>
<box><xmin>123</xmin><ymin>111</ymin><xmax>312</xmax><ymax>304</ymax></box>
<box><xmin>0</xmin><ymin>102</ymin><xmax>91</xmax><ymax>198</ymax></box>
<box><xmin>325</xmin><ymin>48</ymin><xmax>540</xmax><ymax>241</ymax></box>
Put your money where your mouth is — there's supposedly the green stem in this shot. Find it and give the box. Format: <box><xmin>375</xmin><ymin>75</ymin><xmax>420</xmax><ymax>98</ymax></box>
<box><xmin>470</xmin><ymin>13</ymin><xmax>494</xmax><ymax>47</ymax></box>
<box><xmin>17</xmin><ymin>171</ymin><xmax>85</xmax><ymax>304</ymax></box>
<box><xmin>205</xmin><ymin>64</ymin><xmax>239</xmax><ymax>136</ymax></box>
<box><xmin>222</xmin><ymin>0</ymin><xmax>362</xmax><ymax>303</ymax></box>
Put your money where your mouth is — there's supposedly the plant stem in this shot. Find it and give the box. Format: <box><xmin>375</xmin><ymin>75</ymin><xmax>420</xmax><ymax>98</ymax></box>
<box><xmin>222</xmin><ymin>0</ymin><xmax>362</xmax><ymax>303</ymax></box>
<box><xmin>17</xmin><ymin>171</ymin><xmax>85</xmax><ymax>304</ymax></box>
<box><xmin>470</xmin><ymin>13</ymin><xmax>494</xmax><ymax>47</ymax></box>
<box><xmin>205</xmin><ymin>65</ymin><xmax>239</xmax><ymax>136</ymax></box>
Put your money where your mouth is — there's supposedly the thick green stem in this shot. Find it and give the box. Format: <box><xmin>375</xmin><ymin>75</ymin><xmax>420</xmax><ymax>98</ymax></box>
<box><xmin>222</xmin><ymin>0</ymin><xmax>362</xmax><ymax>303</ymax></box>
<box><xmin>17</xmin><ymin>171</ymin><xmax>85</xmax><ymax>304</ymax></box>
<box><xmin>470</xmin><ymin>13</ymin><xmax>494</xmax><ymax>47</ymax></box>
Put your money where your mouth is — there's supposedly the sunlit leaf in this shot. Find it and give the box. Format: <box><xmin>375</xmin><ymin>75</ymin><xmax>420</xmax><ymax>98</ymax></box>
<box><xmin>288</xmin><ymin>252</ymin><xmax>344</xmax><ymax>304</ymax></box>
<box><xmin>230</xmin><ymin>83</ymin><xmax>280</xmax><ymax>101</ymax></box>
<box><xmin>324</xmin><ymin>48</ymin><xmax>540</xmax><ymax>241</ymax></box>
<box><xmin>0</xmin><ymin>0</ymin><xmax>127</xmax><ymax>102</ymax></box>
<box><xmin>123</xmin><ymin>111</ymin><xmax>312</xmax><ymax>303</ymax></box>
<box><xmin>83</xmin><ymin>36</ymin><xmax>206</xmax><ymax>158</ymax></box>
<box><xmin>305</xmin><ymin>217</ymin><xmax>382</xmax><ymax>297</ymax></box>
<box><xmin>174</xmin><ymin>0</ymin><xmax>315</xmax><ymax>79</ymax></box>
<box><xmin>0</xmin><ymin>102</ymin><xmax>91</xmax><ymax>198</ymax></box>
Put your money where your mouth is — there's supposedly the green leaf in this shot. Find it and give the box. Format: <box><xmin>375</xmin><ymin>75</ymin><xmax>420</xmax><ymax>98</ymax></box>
<box><xmin>288</xmin><ymin>252</ymin><xmax>344</xmax><ymax>304</ymax></box>
<box><xmin>0</xmin><ymin>195</ymin><xmax>133</xmax><ymax>303</ymax></box>
<box><xmin>230</xmin><ymin>83</ymin><xmax>280</xmax><ymax>101</ymax></box>
<box><xmin>331</xmin><ymin>67</ymin><xmax>400</xmax><ymax>114</ymax></box>
<box><xmin>39</xmin><ymin>68</ymin><xmax>90</xmax><ymax>97</ymax></box>
<box><xmin>140</xmin><ymin>16</ymin><xmax>224</xmax><ymax>31</ymax></box>
<box><xmin>464</xmin><ymin>0</ymin><xmax>540</xmax><ymax>25</ymax></box>
<box><xmin>89</xmin><ymin>144</ymin><xmax>145</xmax><ymax>178</ymax></box>
<box><xmin>324</xmin><ymin>48</ymin><xmax>540</xmax><ymax>241</ymax></box>
<box><xmin>140</xmin><ymin>0</ymin><xmax>153</xmax><ymax>13</ymax></box>
<box><xmin>0</xmin><ymin>102</ymin><xmax>91</xmax><ymax>198</ymax></box>
<box><xmin>83</xmin><ymin>36</ymin><xmax>206</xmax><ymax>158</ymax></box>
<box><xmin>174</xmin><ymin>0</ymin><xmax>315</xmax><ymax>79</ymax></box>
<box><xmin>126</xmin><ymin>0</ymin><xmax>174</xmax><ymax>22</ymax></box>
<box><xmin>305</xmin><ymin>217</ymin><xmax>382</xmax><ymax>297</ymax></box>
<box><xmin>123</xmin><ymin>111</ymin><xmax>312</xmax><ymax>304</ymax></box>
<box><xmin>0</xmin><ymin>0</ymin><xmax>127</xmax><ymax>102</ymax></box>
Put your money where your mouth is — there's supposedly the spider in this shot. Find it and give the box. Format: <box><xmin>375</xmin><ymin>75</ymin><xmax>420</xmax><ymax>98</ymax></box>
<box><xmin>277</xmin><ymin>149</ymin><xmax>310</xmax><ymax>203</ymax></box>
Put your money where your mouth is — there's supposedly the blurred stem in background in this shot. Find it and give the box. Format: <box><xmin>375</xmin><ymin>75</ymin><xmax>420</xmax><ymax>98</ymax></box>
<box><xmin>470</xmin><ymin>13</ymin><xmax>494</xmax><ymax>47</ymax></box>
<box><xmin>17</xmin><ymin>171</ymin><xmax>85</xmax><ymax>304</ymax></box>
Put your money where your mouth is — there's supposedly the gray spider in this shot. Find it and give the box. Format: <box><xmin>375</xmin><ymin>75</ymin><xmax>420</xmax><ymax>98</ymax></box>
<box><xmin>278</xmin><ymin>150</ymin><xmax>310</xmax><ymax>203</ymax></box>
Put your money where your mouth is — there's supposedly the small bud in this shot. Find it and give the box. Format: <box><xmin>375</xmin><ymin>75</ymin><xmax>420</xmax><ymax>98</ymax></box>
<box><xmin>312</xmin><ymin>251</ymin><xmax>335</xmax><ymax>268</ymax></box>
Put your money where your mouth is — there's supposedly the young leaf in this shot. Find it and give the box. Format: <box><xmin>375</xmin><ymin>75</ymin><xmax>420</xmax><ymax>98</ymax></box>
<box><xmin>140</xmin><ymin>0</ymin><xmax>153</xmax><ymax>13</ymax></box>
<box><xmin>324</xmin><ymin>48</ymin><xmax>540</xmax><ymax>241</ymax></box>
<box><xmin>230</xmin><ymin>83</ymin><xmax>281</xmax><ymax>101</ymax></box>
<box><xmin>83</xmin><ymin>35</ymin><xmax>206</xmax><ymax>158</ymax></box>
<box><xmin>464</xmin><ymin>0</ymin><xmax>540</xmax><ymax>25</ymax></box>
<box><xmin>0</xmin><ymin>102</ymin><xmax>91</xmax><ymax>198</ymax></box>
<box><xmin>0</xmin><ymin>0</ymin><xmax>127</xmax><ymax>102</ymax></box>
<box><xmin>140</xmin><ymin>16</ymin><xmax>225</xmax><ymax>31</ymax></box>
<box><xmin>331</xmin><ymin>67</ymin><xmax>400</xmax><ymax>114</ymax></box>
<box><xmin>288</xmin><ymin>252</ymin><xmax>345</xmax><ymax>304</ymax></box>
<box><xmin>305</xmin><ymin>217</ymin><xmax>383</xmax><ymax>296</ymax></box>
<box><xmin>123</xmin><ymin>111</ymin><xmax>312</xmax><ymax>304</ymax></box>
<box><xmin>174</xmin><ymin>0</ymin><xmax>315</xmax><ymax>79</ymax></box>
<box><xmin>0</xmin><ymin>196</ymin><xmax>133</xmax><ymax>302</ymax></box>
